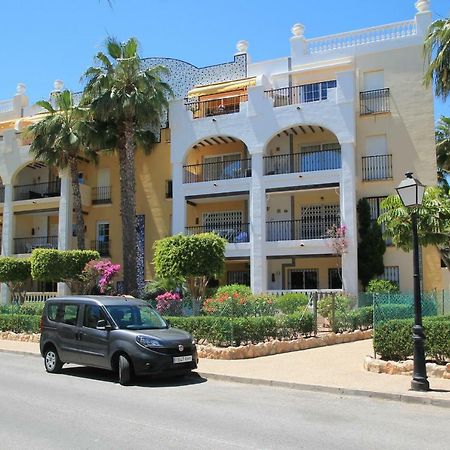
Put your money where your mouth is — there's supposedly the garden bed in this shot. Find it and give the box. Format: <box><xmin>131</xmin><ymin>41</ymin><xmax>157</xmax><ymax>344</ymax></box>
<box><xmin>0</xmin><ymin>329</ymin><xmax>373</xmax><ymax>359</ymax></box>
<box><xmin>364</xmin><ymin>356</ymin><xmax>450</xmax><ymax>379</ymax></box>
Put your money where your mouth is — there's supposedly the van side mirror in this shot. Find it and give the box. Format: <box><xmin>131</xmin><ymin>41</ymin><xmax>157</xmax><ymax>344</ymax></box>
<box><xmin>96</xmin><ymin>319</ymin><xmax>111</xmax><ymax>331</ymax></box>
<box><xmin>165</xmin><ymin>319</ymin><xmax>171</xmax><ymax>328</ymax></box>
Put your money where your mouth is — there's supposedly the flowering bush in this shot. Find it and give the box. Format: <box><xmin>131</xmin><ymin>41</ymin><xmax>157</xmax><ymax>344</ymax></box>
<box><xmin>202</xmin><ymin>291</ymin><xmax>276</xmax><ymax>317</ymax></box>
<box><xmin>326</xmin><ymin>224</ymin><xmax>348</xmax><ymax>255</ymax></box>
<box><xmin>81</xmin><ymin>260</ymin><xmax>121</xmax><ymax>294</ymax></box>
<box><xmin>155</xmin><ymin>291</ymin><xmax>182</xmax><ymax>315</ymax></box>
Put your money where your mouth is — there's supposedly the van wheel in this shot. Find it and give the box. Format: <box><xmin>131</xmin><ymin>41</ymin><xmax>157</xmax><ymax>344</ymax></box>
<box><xmin>44</xmin><ymin>347</ymin><xmax>63</xmax><ymax>374</ymax></box>
<box><xmin>118</xmin><ymin>355</ymin><xmax>133</xmax><ymax>386</ymax></box>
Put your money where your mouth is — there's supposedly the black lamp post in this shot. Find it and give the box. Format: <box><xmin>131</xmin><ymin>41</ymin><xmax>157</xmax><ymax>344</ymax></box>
<box><xmin>395</xmin><ymin>172</ymin><xmax>429</xmax><ymax>392</ymax></box>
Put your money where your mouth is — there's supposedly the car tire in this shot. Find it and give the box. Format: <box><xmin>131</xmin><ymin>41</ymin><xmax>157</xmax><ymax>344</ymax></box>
<box><xmin>118</xmin><ymin>355</ymin><xmax>133</xmax><ymax>386</ymax></box>
<box><xmin>44</xmin><ymin>347</ymin><xmax>63</xmax><ymax>374</ymax></box>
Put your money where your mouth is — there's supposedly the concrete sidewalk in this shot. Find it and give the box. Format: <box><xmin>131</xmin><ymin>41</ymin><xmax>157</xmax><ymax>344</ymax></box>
<box><xmin>1</xmin><ymin>338</ymin><xmax>449</xmax><ymax>406</ymax></box>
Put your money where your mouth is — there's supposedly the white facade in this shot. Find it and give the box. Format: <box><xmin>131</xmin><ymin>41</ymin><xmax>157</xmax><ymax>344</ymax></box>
<box><xmin>170</xmin><ymin>2</ymin><xmax>436</xmax><ymax>296</ymax></box>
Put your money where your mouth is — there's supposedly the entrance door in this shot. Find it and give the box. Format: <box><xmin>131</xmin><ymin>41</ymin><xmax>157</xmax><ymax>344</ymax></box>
<box><xmin>288</xmin><ymin>269</ymin><xmax>318</xmax><ymax>289</ymax></box>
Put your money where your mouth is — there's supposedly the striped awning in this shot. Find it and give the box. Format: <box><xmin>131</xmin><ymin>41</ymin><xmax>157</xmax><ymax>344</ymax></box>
<box><xmin>187</xmin><ymin>77</ymin><xmax>256</xmax><ymax>98</ymax></box>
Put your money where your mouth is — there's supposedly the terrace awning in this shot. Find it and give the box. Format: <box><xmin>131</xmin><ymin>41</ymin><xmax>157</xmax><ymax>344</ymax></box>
<box><xmin>187</xmin><ymin>77</ymin><xmax>256</xmax><ymax>98</ymax></box>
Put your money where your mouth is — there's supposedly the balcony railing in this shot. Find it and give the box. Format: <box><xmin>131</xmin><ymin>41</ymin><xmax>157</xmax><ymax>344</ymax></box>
<box><xmin>14</xmin><ymin>236</ymin><xmax>58</xmax><ymax>254</ymax></box>
<box><xmin>185</xmin><ymin>223</ymin><xmax>250</xmax><ymax>243</ymax></box>
<box><xmin>360</xmin><ymin>88</ymin><xmax>390</xmax><ymax>115</ymax></box>
<box><xmin>266</xmin><ymin>219</ymin><xmax>339</xmax><ymax>241</ymax></box>
<box><xmin>185</xmin><ymin>94</ymin><xmax>248</xmax><ymax>119</ymax></box>
<box><xmin>183</xmin><ymin>158</ymin><xmax>251</xmax><ymax>183</ymax></box>
<box><xmin>0</xmin><ymin>186</ymin><xmax>4</xmax><ymax>203</ymax></box>
<box><xmin>264</xmin><ymin>149</ymin><xmax>341</xmax><ymax>175</ymax></box>
<box><xmin>264</xmin><ymin>80</ymin><xmax>337</xmax><ymax>107</ymax></box>
<box><xmin>13</xmin><ymin>180</ymin><xmax>61</xmax><ymax>201</ymax></box>
<box><xmin>91</xmin><ymin>240</ymin><xmax>111</xmax><ymax>257</ymax></box>
<box><xmin>92</xmin><ymin>186</ymin><xmax>112</xmax><ymax>204</ymax></box>
<box><xmin>362</xmin><ymin>154</ymin><xmax>393</xmax><ymax>181</ymax></box>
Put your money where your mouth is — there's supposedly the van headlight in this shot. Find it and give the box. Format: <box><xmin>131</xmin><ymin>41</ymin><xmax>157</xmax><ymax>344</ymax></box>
<box><xmin>136</xmin><ymin>335</ymin><xmax>162</xmax><ymax>348</ymax></box>
<box><xmin>192</xmin><ymin>338</ymin><xmax>197</xmax><ymax>345</ymax></box>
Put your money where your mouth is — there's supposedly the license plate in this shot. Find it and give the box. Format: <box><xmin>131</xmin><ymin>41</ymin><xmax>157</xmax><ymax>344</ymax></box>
<box><xmin>173</xmin><ymin>355</ymin><xmax>193</xmax><ymax>364</ymax></box>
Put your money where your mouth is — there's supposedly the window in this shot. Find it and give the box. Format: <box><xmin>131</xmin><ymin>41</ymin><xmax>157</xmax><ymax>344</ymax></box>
<box><xmin>365</xmin><ymin>135</ymin><xmax>387</xmax><ymax>157</ymax></box>
<box><xmin>96</xmin><ymin>222</ymin><xmax>110</xmax><ymax>256</ymax></box>
<box><xmin>83</xmin><ymin>305</ymin><xmax>107</xmax><ymax>329</ymax></box>
<box><xmin>203</xmin><ymin>153</ymin><xmax>243</xmax><ymax>181</ymax></box>
<box><xmin>365</xmin><ymin>196</ymin><xmax>391</xmax><ymax>245</ymax></box>
<box><xmin>363</xmin><ymin>70</ymin><xmax>384</xmax><ymax>91</ymax></box>
<box><xmin>328</xmin><ymin>268</ymin><xmax>342</xmax><ymax>289</ymax></box>
<box><xmin>47</xmin><ymin>304</ymin><xmax>59</xmax><ymax>322</ymax></box>
<box><xmin>299</xmin><ymin>204</ymin><xmax>340</xmax><ymax>239</ymax></box>
<box><xmin>378</xmin><ymin>266</ymin><xmax>400</xmax><ymax>287</ymax></box>
<box><xmin>62</xmin><ymin>305</ymin><xmax>79</xmax><ymax>326</ymax></box>
<box><xmin>299</xmin><ymin>142</ymin><xmax>341</xmax><ymax>172</ymax></box>
<box><xmin>288</xmin><ymin>269</ymin><xmax>318</xmax><ymax>289</ymax></box>
<box><xmin>227</xmin><ymin>270</ymin><xmax>250</xmax><ymax>286</ymax></box>
<box><xmin>165</xmin><ymin>180</ymin><xmax>173</xmax><ymax>199</ymax></box>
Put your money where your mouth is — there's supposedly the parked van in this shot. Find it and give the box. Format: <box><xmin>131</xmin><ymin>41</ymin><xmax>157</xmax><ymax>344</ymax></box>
<box><xmin>40</xmin><ymin>296</ymin><xmax>198</xmax><ymax>385</ymax></box>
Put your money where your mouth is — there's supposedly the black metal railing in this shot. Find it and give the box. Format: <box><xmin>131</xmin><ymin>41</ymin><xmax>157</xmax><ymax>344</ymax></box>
<box><xmin>91</xmin><ymin>240</ymin><xmax>110</xmax><ymax>257</ymax></box>
<box><xmin>360</xmin><ymin>88</ymin><xmax>390</xmax><ymax>115</ymax></box>
<box><xmin>14</xmin><ymin>236</ymin><xmax>58</xmax><ymax>254</ymax></box>
<box><xmin>13</xmin><ymin>180</ymin><xmax>61</xmax><ymax>201</ymax></box>
<box><xmin>362</xmin><ymin>154</ymin><xmax>393</xmax><ymax>181</ymax></box>
<box><xmin>185</xmin><ymin>94</ymin><xmax>248</xmax><ymax>119</ymax></box>
<box><xmin>183</xmin><ymin>158</ymin><xmax>252</xmax><ymax>183</ymax></box>
<box><xmin>264</xmin><ymin>80</ymin><xmax>337</xmax><ymax>107</ymax></box>
<box><xmin>264</xmin><ymin>149</ymin><xmax>341</xmax><ymax>175</ymax></box>
<box><xmin>92</xmin><ymin>186</ymin><xmax>112</xmax><ymax>204</ymax></box>
<box><xmin>185</xmin><ymin>223</ymin><xmax>250</xmax><ymax>243</ymax></box>
<box><xmin>227</xmin><ymin>270</ymin><xmax>250</xmax><ymax>286</ymax></box>
<box><xmin>266</xmin><ymin>219</ymin><xmax>340</xmax><ymax>241</ymax></box>
<box><xmin>0</xmin><ymin>186</ymin><xmax>4</xmax><ymax>203</ymax></box>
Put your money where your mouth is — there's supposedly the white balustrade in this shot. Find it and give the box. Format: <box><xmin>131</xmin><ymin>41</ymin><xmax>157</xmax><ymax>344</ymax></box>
<box><xmin>23</xmin><ymin>292</ymin><xmax>57</xmax><ymax>302</ymax></box>
<box><xmin>0</xmin><ymin>99</ymin><xmax>14</xmax><ymax>114</ymax></box>
<box><xmin>306</xmin><ymin>20</ymin><xmax>417</xmax><ymax>54</ymax></box>
<box><xmin>266</xmin><ymin>289</ymin><xmax>342</xmax><ymax>301</ymax></box>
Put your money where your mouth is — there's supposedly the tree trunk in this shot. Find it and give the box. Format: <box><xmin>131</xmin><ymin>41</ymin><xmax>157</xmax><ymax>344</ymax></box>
<box><xmin>118</xmin><ymin>121</ymin><xmax>137</xmax><ymax>295</ymax></box>
<box><xmin>69</xmin><ymin>158</ymin><xmax>85</xmax><ymax>250</ymax></box>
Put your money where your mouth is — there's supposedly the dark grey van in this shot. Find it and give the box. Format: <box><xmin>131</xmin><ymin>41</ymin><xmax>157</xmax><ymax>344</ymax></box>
<box><xmin>40</xmin><ymin>296</ymin><xmax>198</xmax><ymax>385</ymax></box>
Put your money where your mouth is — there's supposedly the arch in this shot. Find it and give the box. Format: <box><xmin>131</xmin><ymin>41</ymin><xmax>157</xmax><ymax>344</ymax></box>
<box><xmin>182</xmin><ymin>134</ymin><xmax>249</xmax><ymax>166</ymax></box>
<box><xmin>262</xmin><ymin>122</ymin><xmax>344</xmax><ymax>154</ymax></box>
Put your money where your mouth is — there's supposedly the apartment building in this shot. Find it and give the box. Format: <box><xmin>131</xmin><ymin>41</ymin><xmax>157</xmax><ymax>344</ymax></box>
<box><xmin>0</xmin><ymin>0</ymin><xmax>442</xmax><ymax>300</ymax></box>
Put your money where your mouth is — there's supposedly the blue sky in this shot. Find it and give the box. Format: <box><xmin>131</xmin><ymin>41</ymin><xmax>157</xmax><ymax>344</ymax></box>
<box><xmin>1</xmin><ymin>0</ymin><xmax>448</xmax><ymax>119</ymax></box>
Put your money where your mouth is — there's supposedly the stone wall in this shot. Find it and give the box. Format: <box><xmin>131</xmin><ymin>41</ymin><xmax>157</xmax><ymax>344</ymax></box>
<box><xmin>198</xmin><ymin>329</ymin><xmax>373</xmax><ymax>360</ymax></box>
<box><xmin>364</xmin><ymin>356</ymin><xmax>450</xmax><ymax>379</ymax></box>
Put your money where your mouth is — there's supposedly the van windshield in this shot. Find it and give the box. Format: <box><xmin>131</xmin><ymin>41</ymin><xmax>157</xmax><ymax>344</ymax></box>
<box><xmin>106</xmin><ymin>304</ymin><xmax>167</xmax><ymax>330</ymax></box>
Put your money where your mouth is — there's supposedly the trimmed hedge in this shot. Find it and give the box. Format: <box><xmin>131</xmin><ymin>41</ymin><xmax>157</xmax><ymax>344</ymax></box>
<box><xmin>0</xmin><ymin>314</ymin><xmax>40</xmax><ymax>333</ymax></box>
<box><xmin>272</xmin><ymin>293</ymin><xmax>309</xmax><ymax>314</ymax></box>
<box><xmin>0</xmin><ymin>302</ymin><xmax>45</xmax><ymax>316</ymax></box>
<box><xmin>373</xmin><ymin>315</ymin><xmax>450</xmax><ymax>362</ymax></box>
<box><xmin>166</xmin><ymin>312</ymin><xmax>314</xmax><ymax>347</ymax></box>
<box><xmin>334</xmin><ymin>306</ymin><xmax>373</xmax><ymax>332</ymax></box>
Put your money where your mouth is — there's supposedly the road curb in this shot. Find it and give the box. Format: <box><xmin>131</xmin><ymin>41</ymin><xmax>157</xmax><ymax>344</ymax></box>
<box><xmin>196</xmin><ymin>371</ymin><xmax>450</xmax><ymax>408</ymax></box>
<box><xmin>0</xmin><ymin>348</ymin><xmax>40</xmax><ymax>358</ymax></box>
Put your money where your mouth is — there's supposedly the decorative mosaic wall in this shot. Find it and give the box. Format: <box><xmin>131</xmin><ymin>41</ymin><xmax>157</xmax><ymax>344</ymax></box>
<box><xmin>141</xmin><ymin>54</ymin><xmax>247</xmax><ymax>100</ymax></box>
<box><xmin>136</xmin><ymin>214</ymin><xmax>146</xmax><ymax>295</ymax></box>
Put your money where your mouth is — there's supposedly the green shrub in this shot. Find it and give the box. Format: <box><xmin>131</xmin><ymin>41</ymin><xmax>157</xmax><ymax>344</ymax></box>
<box><xmin>31</xmin><ymin>249</ymin><xmax>99</xmax><ymax>283</ymax></box>
<box><xmin>373</xmin><ymin>316</ymin><xmax>450</xmax><ymax>362</ymax></box>
<box><xmin>142</xmin><ymin>277</ymin><xmax>185</xmax><ymax>301</ymax></box>
<box><xmin>166</xmin><ymin>312</ymin><xmax>314</xmax><ymax>346</ymax></box>
<box><xmin>366</xmin><ymin>279</ymin><xmax>399</xmax><ymax>293</ymax></box>
<box><xmin>334</xmin><ymin>306</ymin><xmax>374</xmax><ymax>332</ymax></box>
<box><xmin>273</xmin><ymin>293</ymin><xmax>309</xmax><ymax>314</ymax></box>
<box><xmin>0</xmin><ymin>257</ymin><xmax>32</xmax><ymax>304</ymax></box>
<box><xmin>214</xmin><ymin>284</ymin><xmax>252</xmax><ymax>298</ymax></box>
<box><xmin>0</xmin><ymin>314</ymin><xmax>41</xmax><ymax>333</ymax></box>
<box><xmin>318</xmin><ymin>295</ymin><xmax>351</xmax><ymax>319</ymax></box>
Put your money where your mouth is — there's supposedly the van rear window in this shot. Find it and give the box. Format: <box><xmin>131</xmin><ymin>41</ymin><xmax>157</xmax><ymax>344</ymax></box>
<box><xmin>47</xmin><ymin>304</ymin><xmax>59</xmax><ymax>322</ymax></box>
<box><xmin>47</xmin><ymin>303</ymin><xmax>79</xmax><ymax>326</ymax></box>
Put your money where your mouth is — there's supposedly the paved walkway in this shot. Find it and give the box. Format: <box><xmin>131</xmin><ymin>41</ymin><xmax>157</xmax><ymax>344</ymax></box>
<box><xmin>1</xmin><ymin>338</ymin><xmax>449</xmax><ymax>406</ymax></box>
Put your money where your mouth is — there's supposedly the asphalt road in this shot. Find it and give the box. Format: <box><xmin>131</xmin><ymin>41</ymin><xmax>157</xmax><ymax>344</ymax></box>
<box><xmin>0</xmin><ymin>352</ymin><xmax>448</xmax><ymax>450</ymax></box>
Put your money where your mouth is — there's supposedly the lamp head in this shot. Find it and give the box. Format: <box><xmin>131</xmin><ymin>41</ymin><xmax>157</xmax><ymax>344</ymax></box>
<box><xmin>395</xmin><ymin>172</ymin><xmax>425</xmax><ymax>207</ymax></box>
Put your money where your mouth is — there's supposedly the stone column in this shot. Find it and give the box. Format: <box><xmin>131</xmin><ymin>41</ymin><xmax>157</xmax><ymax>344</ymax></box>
<box><xmin>339</xmin><ymin>142</ymin><xmax>358</xmax><ymax>296</ymax></box>
<box><xmin>1</xmin><ymin>184</ymin><xmax>14</xmax><ymax>304</ymax></box>
<box><xmin>249</xmin><ymin>148</ymin><xmax>267</xmax><ymax>293</ymax></box>
<box><xmin>172</xmin><ymin>162</ymin><xmax>186</xmax><ymax>234</ymax></box>
<box><xmin>57</xmin><ymin>170</ymin><xmax>73</xmax><ymax>295</ymax></box>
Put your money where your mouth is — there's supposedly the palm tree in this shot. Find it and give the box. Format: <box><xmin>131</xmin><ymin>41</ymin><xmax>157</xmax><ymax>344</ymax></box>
<box><xmin>436</xmin><ymin>116</ymin><xmax>450</xmax><ymax>183</ymax></box>
<box><xmin>82</xmin><ymin>37</ymin><xmax>172</xmax><ymax>294</ymax></box>
<box><xmin>424</xmin><ymin>18</ymin><xmax>450</xmax><ymax>101</ymax></box>
<box><xmin>28</xmin><ymin>90</ymin><xmax>94</xmax><ymax>249</ymax></box>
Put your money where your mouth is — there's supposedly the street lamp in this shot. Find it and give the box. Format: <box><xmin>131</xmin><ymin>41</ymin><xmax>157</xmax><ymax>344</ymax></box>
<box><xmin>395</xmin><ymin>172</ymin><xmax>429</xmax><ymax>391</ymax></box>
